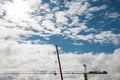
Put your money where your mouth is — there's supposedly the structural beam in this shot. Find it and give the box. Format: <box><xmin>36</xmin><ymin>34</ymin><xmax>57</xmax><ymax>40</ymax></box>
<box><xmin>55</xmin><ymin>45</ymin><xmax>64</xmax><ymax>80</ymax></box>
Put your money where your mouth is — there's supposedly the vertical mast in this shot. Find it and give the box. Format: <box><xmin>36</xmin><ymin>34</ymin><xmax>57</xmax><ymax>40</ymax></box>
<box><xmin>83</xmin><ymin>64</ymin><xmax>88</xmax><ymax>80</ymax></box>
<box><xmin>55</xmin><ymin>45</ymin><xmax>64</xmax><ymax>80</ymax></box>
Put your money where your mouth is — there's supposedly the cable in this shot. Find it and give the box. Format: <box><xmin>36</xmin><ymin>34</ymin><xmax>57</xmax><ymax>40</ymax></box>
<box><xmin>0</xmin><ymin>71</ymin><xmax>84</xmax><ymax>75</ymax></box>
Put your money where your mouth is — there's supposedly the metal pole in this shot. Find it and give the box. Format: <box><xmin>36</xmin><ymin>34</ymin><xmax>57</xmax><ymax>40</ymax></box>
<box><xmin>83</xmin><ymin>64</ymin><xmax>88</xmax><ymax>80</ymax></box>
<box><xmin>55</xmin><ymin>45</ymin><xmax>64</xmax><ymax>80</ymax></box>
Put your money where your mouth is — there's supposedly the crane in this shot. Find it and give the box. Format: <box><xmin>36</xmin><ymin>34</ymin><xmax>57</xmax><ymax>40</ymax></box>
<box><xmin>1</xmin><ymin>45</ymin><xmax>107</xmax><ymax>80</ymax></box>
<box><xmin>55</xmin><ymin>45</ymin><xmax>107</xmax><ymax>80</ymax></box>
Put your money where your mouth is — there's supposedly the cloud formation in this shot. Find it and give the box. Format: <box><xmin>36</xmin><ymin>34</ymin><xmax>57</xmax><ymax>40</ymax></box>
<box><xmin>0</xmin><ymin>0</ymin><xmax>120</xmax><ymax>80</ymax></box>
<box><xmin>0</xmin><ymin>0</ymin><xmax>119</xmax><ymax>45</ymax></box>
<box><xmin>0</xmin><ymin>40</ymin><xmax>120</xmax><ymax>80</ymax></box>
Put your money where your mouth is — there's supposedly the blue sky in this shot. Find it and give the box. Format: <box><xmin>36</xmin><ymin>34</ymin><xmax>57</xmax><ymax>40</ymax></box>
<box><xmin>19</xmin><ymin>0</ymin><xmax>120</xmax><ymax>53</ymax></box>
<box><xmin>0</xmin><ymin>0</ymin><xmax>120</xmax><ymax>80</ymax></box>
<box><xmin>0</xmin><ymin>0</ymin><xmax>119</xmax><ymax>54</ymax></box>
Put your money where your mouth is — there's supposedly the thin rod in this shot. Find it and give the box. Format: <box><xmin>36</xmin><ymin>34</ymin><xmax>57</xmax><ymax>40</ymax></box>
<box><xmin>55</xmin><ymin>45</ymin><xmax>64</xmax><ymax>80</ymax></box>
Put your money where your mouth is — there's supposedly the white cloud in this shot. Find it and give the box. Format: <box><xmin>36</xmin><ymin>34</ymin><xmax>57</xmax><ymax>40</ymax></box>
<box><xmin>0</xmin><ymin>3</ymin><xmax>5</xmax><ymax>16</ymax></box>
<box><xmin>0</xmin><ymin>22</ymin><xmax>35</xmax><ymax>40</ymax></box>
<box><xmin>94</xmin><ymin>31</ymin><xmax>120</xmax><ymax>45</ymax></box>
<box><xmin>50</xmin><ymin>0</ymin><xmax>58</xmax><ymax>4</ymax></box>
<box><xmin>77</xmin><ymin>34</ymin><xmax>94</xmax><ymax>41</ymax></box>
<box><xmin>3</xmin><ymin>0</ymin><xmax>41</xmax><ymax>22</ymax></box>
<box><xmin>4</xmin><ymin>0</ymin><xmax>31</xmax><ymax>22</ymax></box>
<box><xmin>108</xmin><ymin>12</ymin><xmax>120</xmax><ymax>18</ymax></box>
<box><xmin>0</xmin><ymin>40</ymin><xmax>56</xmax><ymax>71</ymax></box>
<box><xmin>0</xmin><ymin>0</ymin><xmax>48</xmax><ymax>40</ymax></box>
<box><xmin>66</xmin><ymin>1</ymin><xmax>90</xmax><ymax>15</ymax></box>
<box><xmin>73</xmin><ymin>42</ymin><xmax>84</xmax><ymax>46</ymax></box>
<box><xmin>85</xmin><ymin>5</ymin><xmax>107</xmax><ymax>20</ymax></box>
<box><xmin>0</xmin><ymin>0</ymin><xmax>119</xmax><ymax>46</ymax></box>
<box><xmin>41</xmin><ymin>20</ymin><xmax>61</xmax><ymax>35</ymax></box>
<box><xmin>64</xmin><ymin>30</ymin><xmax>120</xmax><ymax>45</ymax></box>
<box><xmin>0</xmin><ymin>0</ymin><xmax>120</xmax><ymax>80</ymax></box>
<box><xmin>55</xmin><ymin>11</ymin><xmax>68</xmax><ymax>24</ymax></box>
<box><xmin>88</xmin><ymin>5</ymin><xmax>107</xmax><ymax>12</ymax></box>
<box><xmin>63</xmin><ymin>24</ymin><xmax>88</xmax><ymax>37</ymax></box>
<box><xmin>0</xmin><ymin>2</ymin><xmax>120</xmax><ymax>74</ymax></box>
<box><xmin>0</xmin><ymin>40</ymin><xmax>120</xmax><ymax>80</ymax></box>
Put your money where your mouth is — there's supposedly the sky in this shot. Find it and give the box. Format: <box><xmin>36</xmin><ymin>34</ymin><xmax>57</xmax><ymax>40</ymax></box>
<box><xmin>0</xmin><ymin>0</ymin><xmax>120</xmax><ymax>80</ymax></box>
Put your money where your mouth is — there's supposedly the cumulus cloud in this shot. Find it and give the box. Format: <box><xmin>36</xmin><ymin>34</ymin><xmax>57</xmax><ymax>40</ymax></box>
<box><xmin>94</xmin><ymin>31</ymin><xmax>120</xmax><ymax>45</ymax></box>
<box><xmin>65</xmin><ymin>30</ymin><xmax>120</xmax><ymax>45</ymax></box>
<box><xmin>4</xmin><ymin>0</ymin><xmax>31</xmax><ymax>21</ymax></box>
<box><xmin>0</xmin><ymin>0</ymin><xmax>120</xmax><ymax>79</ymax></box>
<box><xmin>88</xmin><ymin>5</ymin><xmax>107</xmax><ymax>12</ymax></box>
<box><xmin>55</xmin><ymin>11</ymin><xmax>68</xmax><ymax>24</ymax></box>
<box><xmin>0</xmin><ymin>0</ymin><xmax>119</xmax><ymax>46</ymax></box>
<box><xmin>66</xmin><ymin>1</ymin><xmax>90</xmax><ymax>15</ymax></box>
<box><xmin>0</xmin><ymin>40</ymin><xmax>120</xmax><ymax>80</ymax></box>
<box><xmin>108</xmin><ymin>12</ymin><xmax>120</xmax><ymax>18</ymax></box>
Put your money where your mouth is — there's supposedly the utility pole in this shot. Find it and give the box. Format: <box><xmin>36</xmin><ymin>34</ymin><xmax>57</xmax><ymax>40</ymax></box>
<box><xmin>55</xmin><ymin>45</ymin><xmax>64</xmax><ymax>80</ymax></box>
